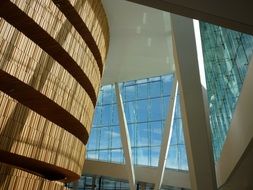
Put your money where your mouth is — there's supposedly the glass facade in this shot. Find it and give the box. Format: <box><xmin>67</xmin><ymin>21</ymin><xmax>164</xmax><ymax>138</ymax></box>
<box><xmin>66</xmin><ymin>175</ymin><xmax>190</xmax><ymax>190</ymax></box>
<box><xmin>87</xmin><ymin>74</ymin><xmax>188</xmax><ymax>170</ymax></box>
<box><xmin>83</xmin><ymin>20</ymin><xmax>253</xmax><ymax>189</ymax></box>
<box><xmin>87</xmin><ymin>84</ymin><xmax>124</xmax><ymax>163</ymax></box>
<box><xmin>200</xmin><ymin>22</ymin><xmax>253</xmax><ymax>160</ymax></box>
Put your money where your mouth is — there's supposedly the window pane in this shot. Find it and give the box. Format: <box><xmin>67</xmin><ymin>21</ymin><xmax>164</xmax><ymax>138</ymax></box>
<box><xmin>136</xmin><ymin>100</ymin><xmax>148</xmax><ymax>122</ymax></box>
<box><xmin>162</xmin><ymin>75</ymin><xmax>174</xmax><ymax>96</ymax></box>
<box><xmin>150</xmin><ymin>121</ymin><xmax>162</xmax><ymax>146</ymax></box>
<box><xmin>150</xmin><ymin>146</ymin><xmax>160</xmax><ymax>167</ymax></box>
<box><xmin>87</xmin><ymin>128</ymin><xmax>98</xmax><ymax>150</ymax></box>
<box><xmin>102</xmin><ymin>85</ymin><xmax>112</xmax><ymax>104</ymax></box>
<box><xmin>111</xmin><ymin>149</ymin><xmax>124</xmax><ymax>163</ymax></box>
<box><xmin>136</xmin><ymin>147</ymin><xmax>149</xmax><ymax>166</ymax></box>
<box><xmin>150</xmin><ymin>98</ymin><xmax>162</xmax><ymax>121</ymax></box>
<box><xmin>111</xmin><ymin>126</ymin><xmax>121</xmax><ymax>149</ymax></box>
<box><xmin>99</xmin><ymin>150</ymin><xmax>109</xmax><ymax>162</ymax></box>
<box><xmin>138</xmin><ymin>83</ymin><xmax>148</xmax><ymax>99</ymax></box>
<box><xmin>125</xmin><ymin>85</ymin><xmax>136</xmax><ymax>101</ymax></box>
<box><xmin>87</xmin><ymin>74</ymin><xmax>189</xmax><ymax>170</ymax></box>
<box><xmin>101</xmin><ymin>105</ymin><xmax>111</xmax><ymax>125</ymax></box>
<box><xmin>136</xmin><ymin>123</ymin><xmax>148</xmax><ymax>146</ymax></box>
<box><xmin>179</xmin><ymin>145</ymin><xmax>188</xmax><ymax>170</ymax></box>
<box><xmin>124</xmin><ymin>102</ymin><xmax>136</xmax><ymax>123</ymax></box>
<box><xmin>167</xmin><ymin>145</ymin><xmax>178</xmax><ymax>169</ymax></box>
<box><xmin>111</xmin><ymin>104</ymin><xmax>119</xmax><ymax>125</ymax></box>
<box><xmin>87</xmin><ymin>151</ymin><xmax>98</xmax><ymax>160</ymax></box>
<box><xmin>99</xmin><ymin>127</ymin><xmax>110</xmax><ymax>149</ymax></box>
<box><xmin>149</xmin><ymin>81</ymin><xmax>161</xmax><ymax>98</ymax></box>
<box><xmin>128</xmin><ymin>124</ymin><xmax>135</xmax><ymax>146</ymax></box>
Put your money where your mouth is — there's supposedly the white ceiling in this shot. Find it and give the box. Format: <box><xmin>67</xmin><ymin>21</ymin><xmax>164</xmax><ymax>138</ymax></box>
<box><xmin>101</xmin><ymin>0</ymin><xmax>175</xmax><ymax>85</ymax></box>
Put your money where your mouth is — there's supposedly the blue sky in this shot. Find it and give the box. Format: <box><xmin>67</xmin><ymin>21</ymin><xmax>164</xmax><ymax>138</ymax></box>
<box><xmin>86</xmin><ymin>74</ymin><xmax>188</xmax><ymax>171</ymax></box>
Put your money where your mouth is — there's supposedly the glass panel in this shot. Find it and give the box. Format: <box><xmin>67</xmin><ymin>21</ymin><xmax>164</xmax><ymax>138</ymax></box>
<box><xmin>136</xmin><ymin>123</ymin><xmax>148</xmax><ymax>146</ymax></box>
<box><xmin>111</xmin><ymin>126</ymin><xmax>121</xmax><ymax>149</ymax></box>
<box><xmin>136</xmin><ymin>147</ymin><xmax>149</xmax><ymax>166</ymax></box>
<box><xmin>162</xmin><ymin>75</ymin><xmax>174</xmax><ymax>96</ymax></box>
<box><xmin>138</xmin><ymin>83</ymin><xmax>148</xmax><ymax>99</ymax></box>
<box><xmin>87</xmin><ymin>151</ymin><xmax>98</xmax><ymax>160</ymax></box>
<box><xmin>150</xmin><ymin>146</ymin><xmax>160</xmax><ymax>167</ymax></box>
<box><xmin>170</xmin><ymin>119</ymin><xmax>179</xmax><ymax>146</ymax></box>
<box><xmin>101</xmin><ymin>105</ymin><xmax>111</xmax><ymax>126</ymax></box>
<box><xmin>149</xmin><ymin>81</ymin><xmax>161</xmax><ymax>98</ymax></box>
<box><xmin>178</xmin><ymin>145</ymin><xmax>188</xmax><ymax>170</ymax></box>
<box><xmin>111</xmin><ymin>149</ymin><xmax>124</xmax><ymax>163</ymax></box>
<box><xmin>167</xmin><ymin>145</ymin><xmax>178</xmax><ymax>169</ymax></box>
<box><xmin>124</xmin><ymin>101</ymin><xmax>136</xmax><ymax>123</ymax></box>
<box><xmin>177</xmin><ymin>119</ymin><xmax>185</xmax><ymax>144</ymax></box>
<box><xmin>99</xmin><ymin>150</ymin><xmax>109</xmax><ymax>162</ymax></box>
<box><xmin>150</xmin><ymin>98</ymin><xmax>162</xmax><ymax>121</ymax></box>
<box><xmin>136</xmin><ymin>99</ymin><xmax>148</xmax><ymax>122</ymax></box>
<box><xmin>87</xmin><ymin>128</ymin><xmax>98</xmax><ymax>150</ymax></box>
<box><xmin>162</xmin><ymin>96</ymin><xmax>170</xmax><ymax>120</ymax></box>
<box><xmin>128</xmin><ymin>124</ymin><xmax>135</xmax><ymax>146</ymax></box>
<box><xmin>86</xmin><ymin>74</ymin><xmax>188</xmax><ymax>170</ymax></box>
<box><xmin>150</xmin><ymin>121</ymin><xmax>162</xmax><ymax>146</ymax></box>
<box><xmin>174</xmin><ymin>95</ymin><xmax>181</xmax><ymax>119</ymax></box>
<box><xmin>102</xmin><ymin>85</ymin><xmax>113</xmax><ymax>104</ymax></box>
<box><xmin>99</xmin><ymin>127</ymin><xmax>110</xmax><ymax>149</ymax></box>
<box><xmin>93</xmin><ymin>106</ymin><xmax>102</xmax><ymax>125</ymax></box>
<box><xmin>125</xmin><ymin>85</ymin><xmax>136</xmax><ymax>101</ymax></box>
<box><xmin>200</xmin><ymin>22</ymin><xmax>253</xmax><ymax>160</ymax></box>
<box><xmin>111</xmin><ymin>104</ymin><xmax>119</xmax><ymax>125</ymax></box>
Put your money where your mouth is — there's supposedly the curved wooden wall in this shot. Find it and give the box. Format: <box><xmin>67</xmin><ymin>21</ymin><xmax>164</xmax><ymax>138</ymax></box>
<box><xmin>0</xmin><ymin>163</ymin><xmax>69</xmax><ymax>190</ymax></box>
<box><xmin>0</xmin><ymin>0</ymin><xmax>109</xmax><ymax>189</ymax></box>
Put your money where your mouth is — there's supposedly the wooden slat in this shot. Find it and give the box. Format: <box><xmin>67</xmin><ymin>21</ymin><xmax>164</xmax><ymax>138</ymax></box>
<box><xmin>52</xmin><ymin>0</ymin><xmax>104</xmax><ymax>76</ymax></box>
<box><xmin>0</xmin><ymin>69</ymin><xmax>88</xmax><ymax>145</ymax></box>
<box><xmin>0</xmin><ymin>0</ymin><xmax>109</xmax><ymax>188</ymax></box>
<box><xmin>0</xmin><ymin>0</ymin><xmax>97</xmax><ymax>106</ymax></box>
<box><xmin>0</xmin><ymin>150</ymin><xmax>79</xmax><ymax>182</ymax></box>
<box><xmin>0</xmin><ymin>154</ymin><xmax>78</xmax><ymax>183</ymax></box>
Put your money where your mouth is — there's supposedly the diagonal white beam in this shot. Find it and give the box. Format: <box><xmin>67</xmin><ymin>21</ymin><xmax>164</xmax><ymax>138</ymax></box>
<box><xmin>154</xmin><ymin>78</ymin><xmax>178</xmax><ymax>190</ymax></box>
<box><xmin>115</xmin><ymin>83</ymin><xmax>136</xmax><ymax>190</ymax></box>
<box><xmin>171</xmin><ymin>14</ymin><xmax>217</xmax><ymax>190</ymax></box>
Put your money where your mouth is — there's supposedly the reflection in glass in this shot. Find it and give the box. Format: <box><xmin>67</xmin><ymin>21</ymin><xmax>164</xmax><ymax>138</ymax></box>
<box><xmin>200</xmin><ymin>22</ymin><xmax>253</xmax><ymax>160</ymax></box>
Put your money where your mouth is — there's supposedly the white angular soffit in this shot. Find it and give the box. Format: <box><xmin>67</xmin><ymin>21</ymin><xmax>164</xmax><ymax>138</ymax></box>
<box><xmin>101</xmin><ymin>0</ymin><xmax>175</xmax><ymax>85</ymax></box>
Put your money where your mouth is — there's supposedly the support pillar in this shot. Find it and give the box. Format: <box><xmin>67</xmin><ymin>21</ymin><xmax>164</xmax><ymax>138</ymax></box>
<box><xmin>154</xmin><ymin>78</ymin><xmax>178</xmax><ymax>190</ymax></box>
<box><xmin>115</xmin><ymin>83</ymin><xmax>136</xmax><ymax>190</ymax></box>
<box><xmin>171</xmin><ymin>14</ymin><xmax>217</xmax><ymax>190</ymax></box>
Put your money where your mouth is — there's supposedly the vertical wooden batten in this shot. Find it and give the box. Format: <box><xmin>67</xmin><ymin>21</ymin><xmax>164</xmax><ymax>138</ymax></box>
<box><xmin>0</xmin><ymin>0</ymin><xmax>109</xmax><ymax>189</ymax></box>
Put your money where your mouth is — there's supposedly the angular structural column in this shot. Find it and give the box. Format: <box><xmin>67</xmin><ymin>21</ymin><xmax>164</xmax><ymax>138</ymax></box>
<box><xmin>115</xmin><ymin>83</ymin><xmax>136</xmax><ymax>190</ymax></box>
<box><xmin>171</xmin><ymin>14</ymin><xmax>217</xmax><ymax>190</ymax></box>
<box><xmin>154</xmin><ymin>78</ymin><xmax>178</xmax><ymax>190</ymax></box>
<box><xmin>0</xmin><ymin>0</ymin><xmax>109</xmax><ymax>189</ymax></box>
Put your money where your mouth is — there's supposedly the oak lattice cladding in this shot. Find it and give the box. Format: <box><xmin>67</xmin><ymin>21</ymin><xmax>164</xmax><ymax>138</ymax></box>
<box><xmin>0</xmin><ymin>0</ymin><xmax>109</xmax><ymax>189</ymax></box>
<box><xmin>0</xmin><ymin>163</ymin><xmax>69</xmax><ymax>190</ymax></box>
